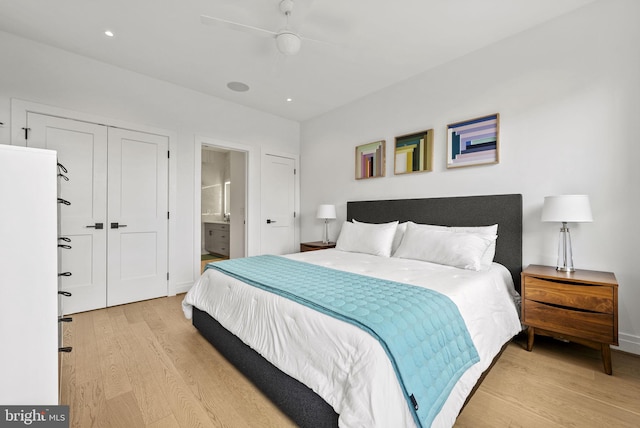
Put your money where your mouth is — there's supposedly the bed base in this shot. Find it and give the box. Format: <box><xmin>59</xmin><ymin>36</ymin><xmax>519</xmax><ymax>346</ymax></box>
<box><xmin>193</xmin><ymin>307</ymin><xmax>339</xmax><ymax>427</ymax></box>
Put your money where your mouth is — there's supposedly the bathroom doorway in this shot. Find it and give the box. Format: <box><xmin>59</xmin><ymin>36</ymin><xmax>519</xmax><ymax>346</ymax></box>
<box><xmin>200</xmin><ymin>144</ymin><xmax>247</xmax><ymax>272</ymax></box>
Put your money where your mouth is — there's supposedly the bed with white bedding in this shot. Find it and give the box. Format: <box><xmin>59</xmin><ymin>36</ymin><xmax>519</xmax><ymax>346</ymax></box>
<box><xmin>182</xmin><ymin>194</ymin><xmax>523</xmax><ymax>427</ymax></box>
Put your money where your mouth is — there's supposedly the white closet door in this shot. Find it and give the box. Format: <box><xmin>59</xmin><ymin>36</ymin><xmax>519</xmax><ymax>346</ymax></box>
<box><xmin>261</xmin><ymin>154</ymin><xmax>296</xmax><ymax>255</ymax></box>
<box><xmin>107</xmin><ymin>128</ymin><xmax>168</xmax><ymax>306</ymax></box>
<box><xmin>27</xmin><ymin>113</ymin><xmax>169</xmax><ymax>312</ymax></box>
<box><xmin>27</xmin><ymin>113</ymin><xmax>108</xmax><ymax>314</ymax></box>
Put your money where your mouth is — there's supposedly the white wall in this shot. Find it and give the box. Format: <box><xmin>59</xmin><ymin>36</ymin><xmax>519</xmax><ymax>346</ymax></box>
<box><xmin>0</xmin><ymin>30</ymin><xmax>300</xmax><ymax>292</ymax></box>
<box><xmin>300</xmin><ymin>0</ymin><xmax>640</xmax><ymax>354</ymax></box>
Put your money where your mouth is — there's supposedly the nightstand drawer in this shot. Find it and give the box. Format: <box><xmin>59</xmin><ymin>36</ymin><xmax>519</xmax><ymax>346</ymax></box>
<box><xmin>300</xmin><ymin>241</ymin><xmax>336</xmax><ymax>252</ymax></box>
<box><xmin>524</xmin><ymin>277</ymin><xmax>613</xmax><ymax>313</ymax></box>
<box><xmin>523</xmin><ymin>299</ymin><xmax>615</xmax><ymax>344</ymax></box>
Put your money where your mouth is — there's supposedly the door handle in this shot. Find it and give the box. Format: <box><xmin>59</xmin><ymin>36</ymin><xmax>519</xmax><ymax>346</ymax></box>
<box><xmin>266</xmin><ymin>219</ymin><xmax>277</xmax><ymax>224</ymax></box>
<box><xmin>86</xmin><ymin>223</ymin><xmax>104</xmax><ymax>229</ymax></box>
<box><xmin>111</xmin><ymin>222</ymin><xmax>128</xmax><ymax>229</ymax></box>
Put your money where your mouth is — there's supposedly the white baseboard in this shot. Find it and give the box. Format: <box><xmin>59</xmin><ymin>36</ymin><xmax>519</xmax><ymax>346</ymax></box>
<box><xmin>614</xmin><ymin>333</ymin><xmax>640</xmax><ymax>355</ymax></box>
<box><xmin>173</xmin><ymin>281</ymin><xmax>194</xmax><ymax>295</ymax></box>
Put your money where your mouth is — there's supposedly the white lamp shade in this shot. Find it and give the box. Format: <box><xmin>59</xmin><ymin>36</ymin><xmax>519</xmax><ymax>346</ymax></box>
<box><xmin>541</xmin><ymin>195</ymin><xmax>593</xmax><ymax>223</ymax></box>
<box><xmin>316</xmin><ymin>204</ymin><xmax>336</xmax><ymax>219</ymax></box>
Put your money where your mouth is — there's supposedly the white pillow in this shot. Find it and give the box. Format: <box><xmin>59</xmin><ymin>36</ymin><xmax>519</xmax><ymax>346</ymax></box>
<box><xmin>391</xmin><ymin>222</ymin><xmax>408</xmax><ymax>255</ymax></box>
<box><xmin>393</xmin><ymin>222</ymin><xmax>497</xmax><ymax>271</ymax></box>
<box><xmin>336</xmin><ymin>220</ymin><xmax>399</xmax><ymax>257</ymax></box>
<box><xmin>399</xmin><ymin>222</ymin><xmax>498</xmax><ymax>268</ymax></box>
<box><xmin>354</xmin><ymin>219</ymin><xmax>407</xmax><ymax>255</ymax></box>
<box><xmin>450</xmin><ymin>224</ymin><xmax>497</xmax><ymax>267</ymax></box>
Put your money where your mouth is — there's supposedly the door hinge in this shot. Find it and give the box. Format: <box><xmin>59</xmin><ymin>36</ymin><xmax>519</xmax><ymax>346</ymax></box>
<box><xmin>294</xmin><ymin>168</ymin><xmax>296</xmax><ymax>175</ymax></box>
<box><xmin>167</xmin><ymin>272</ymin><xmax>169</xmax><ymax>281</ymax></box>
<box><xmin>22</xmin><ymin>127</ymin><xmax>30</xmax><ymax>141</ymax></box>
<box><xmin>294</xmin><ymin>211</ymin><xmax>296</xmax><ymax>218</ymax></box>
<box><xmin>167</xmin><ymin>150</ymin><xmax>170</xmax><ymax>158</ymax></box>
<box><xmin>167</xmin><ymin>211</ymin><xmax>170</xmax><ymax>219</ymax></box>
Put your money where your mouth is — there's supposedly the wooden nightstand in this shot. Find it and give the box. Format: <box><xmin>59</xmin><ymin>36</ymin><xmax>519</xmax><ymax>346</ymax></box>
<box><xmin>521</xmin><ymin>264</ymin><xmax>618</xmax><ymax>375</ymax></box>
<box><xmin>300</xmin><ymin>241</ymin><xmax>336</xmax><ymax>252</ymax></box>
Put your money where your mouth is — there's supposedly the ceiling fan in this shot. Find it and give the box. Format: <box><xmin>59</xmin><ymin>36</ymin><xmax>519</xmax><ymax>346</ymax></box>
<box><xmin>200</xmin><ymin>0</ymin><xmax>321</xmax><ymax>56</ymax></box>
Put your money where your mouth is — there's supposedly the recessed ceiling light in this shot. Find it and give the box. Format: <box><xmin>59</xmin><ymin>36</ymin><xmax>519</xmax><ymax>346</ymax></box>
<box><xmin>104</xmin><ymin>30</ymin><xmax>114</xmax><ymax>37</ymax></box>
<box><xmin>227</xmin><ymin>81</ymin><xmax>250</xmax><ymax>92</ymax></box>
<box><xmin>286</xmin><ymin>98</ymin><xmax>293</xmax><ymax>102</ymax></box>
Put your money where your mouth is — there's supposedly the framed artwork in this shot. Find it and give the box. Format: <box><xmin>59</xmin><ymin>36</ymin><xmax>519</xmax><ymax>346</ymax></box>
<box><xmin>447</xmin><ymin>113</ymin><xmax>499</xmax><ymax>168</ymax></box>
<box><xmin>355</xmin><ymin>140</ymin><xmax>385</xmax><ymax>179</ymax></box>
<box><xmin>394</xmin><ymin>129</ymin><xmax>433</xmax><ymax>175</ymax></box>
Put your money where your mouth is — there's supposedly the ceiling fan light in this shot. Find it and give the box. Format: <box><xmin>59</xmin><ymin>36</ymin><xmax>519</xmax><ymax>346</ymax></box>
<box><xmin>276</xmin><ymin>32</ymin><xmax>301</xmax><ymax>55</ymax></box>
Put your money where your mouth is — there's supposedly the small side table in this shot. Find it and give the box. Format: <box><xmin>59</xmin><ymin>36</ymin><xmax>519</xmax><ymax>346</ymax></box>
<box><xmin>521</xmin><ymin>264</ymin><xmax>618</xmax><ymax>375</ymax></box>
<box><xmin>300</xmin><ymin>241</ymin><xmax>336</xmax><ymax>252</ymax></box>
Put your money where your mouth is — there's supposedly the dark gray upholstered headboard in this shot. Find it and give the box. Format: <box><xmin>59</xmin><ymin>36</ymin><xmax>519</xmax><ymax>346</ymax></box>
<box><xmin>347</xmin><ymin>194</ymin><xmax>523</xmax><ymax>292</ymax></box>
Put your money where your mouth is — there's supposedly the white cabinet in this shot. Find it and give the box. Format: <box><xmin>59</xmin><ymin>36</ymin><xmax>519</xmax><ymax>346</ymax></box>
<box><xmin>204</xmin><ymin>222</ymin><xmax>230</xmax><ymax>257</ymax></box>
<box><xmin>0</xmin><ymin>145</ymin><xmax>59</xmax><ymax>405</ymax></box>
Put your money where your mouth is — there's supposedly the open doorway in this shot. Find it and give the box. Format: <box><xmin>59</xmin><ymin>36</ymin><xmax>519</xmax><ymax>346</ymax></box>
<box><xmin>198</xmin><ymin>143</ymin><xmax>247</xmax><ymax>273</ymax></box>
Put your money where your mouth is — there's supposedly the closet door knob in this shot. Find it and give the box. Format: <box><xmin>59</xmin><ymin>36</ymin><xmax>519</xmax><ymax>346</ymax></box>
<box><xmin>86</xmin><ymin>223</ymin><xmax>104</xmax><ymax>229</ymax></box>
<box><xmin>111</xmin><ymin>222</ymin><xmax>128</xmax><ymax>229</ymax></box>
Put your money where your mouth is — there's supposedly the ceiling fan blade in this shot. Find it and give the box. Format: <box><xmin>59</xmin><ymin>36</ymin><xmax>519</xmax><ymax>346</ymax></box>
<box><xmin>200</xmin><ymin>14</ymin><xmax>277</xmax><ymax>39</ymax></box>
<box><xmin>300</xmin><ymin>34</ymin><xmax>330</xmax><ymax>46</ymax></box>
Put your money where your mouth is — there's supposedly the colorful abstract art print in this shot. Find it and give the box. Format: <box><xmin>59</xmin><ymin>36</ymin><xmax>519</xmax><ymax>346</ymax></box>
<box><xmin>447</xmin><ymin>114</ymin><xmax>499</xmax><ymax>168</ymax></box>
<box><xmin>355</xmin><ymin>140</ymin><xmax>385</xmax><ymax>179</ymax></box>
<box><xmin>394</xmin><ymin>129</ymin><xmax>433</xmax><ymax>175</ymax></box>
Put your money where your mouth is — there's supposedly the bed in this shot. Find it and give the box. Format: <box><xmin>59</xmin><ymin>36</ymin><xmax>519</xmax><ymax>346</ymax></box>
<box><xmin>183</xmin><ymin>194</ymin><xmax>523</xmax><ymax>427</ymax></box>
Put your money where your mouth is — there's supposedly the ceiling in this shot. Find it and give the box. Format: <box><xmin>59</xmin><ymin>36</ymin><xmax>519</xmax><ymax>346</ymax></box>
<box><xmin>0</xmin><ymin>0</ymin><xmax>596</xmax><ymax>122</ymax></box>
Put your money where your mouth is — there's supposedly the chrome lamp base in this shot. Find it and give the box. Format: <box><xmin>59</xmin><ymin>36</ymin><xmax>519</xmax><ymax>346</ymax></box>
<box><xmin>322</xmin><ymin>219</ymin><xmax>330</xmax><ymax>244</ymax></box>
<box><xmin>556</xmin><ymin>222</ymin><xmax>575</xmax><ymax>272</ymax></box>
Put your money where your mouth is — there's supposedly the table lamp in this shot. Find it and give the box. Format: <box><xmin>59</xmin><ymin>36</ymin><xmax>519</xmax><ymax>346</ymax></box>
<box><xmin>316</xmin><ymin>204</ymin><xmax>336</xmax><ymax>244</ymax></box>
<box><xmin>541</xmin><ymin>195</ymin><xmax>593</xmax><ymax>272</ymax></box>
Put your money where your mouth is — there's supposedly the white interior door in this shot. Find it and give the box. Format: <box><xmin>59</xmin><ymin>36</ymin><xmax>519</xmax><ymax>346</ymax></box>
<box><xmin>107</xmin><ymin>128</ymin><xmax>168</xmax><ymax>306</ymax></box>
<box><xmin>261</xmin><ymin>154</ymin><xmax>296</xmax><ymax>254</ymax></box>
<box><xmin>26</xmin><ymin>113</ymin><xmax>108</xmax><ymax>314</ymax></box>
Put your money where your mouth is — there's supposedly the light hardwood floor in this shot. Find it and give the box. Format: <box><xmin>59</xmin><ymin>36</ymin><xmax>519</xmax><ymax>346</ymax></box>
<box><xmin>60</xmin><ymin>295</ymin><xmax>640</xmax><ymax>427</ymax></box>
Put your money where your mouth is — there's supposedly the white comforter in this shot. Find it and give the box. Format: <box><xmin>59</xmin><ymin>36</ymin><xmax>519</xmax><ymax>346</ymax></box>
<box><xmin>182</xmin><ymin>249</ymin><xmax>522</xmax><ymax>428</ymax></box>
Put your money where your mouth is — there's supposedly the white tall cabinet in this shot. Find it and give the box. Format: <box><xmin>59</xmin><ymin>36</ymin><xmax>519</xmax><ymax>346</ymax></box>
<box><xmin>0</xmin><ymin>145</ymin><xmax>59</xmax><ymax>404</ymax></box>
